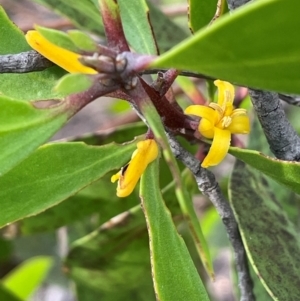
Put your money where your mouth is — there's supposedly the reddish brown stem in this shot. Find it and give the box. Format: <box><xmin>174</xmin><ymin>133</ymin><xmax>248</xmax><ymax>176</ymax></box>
<box><xmin>98</xmin><ymin>0</ymin><xmax>130</xmax><ymax>52</ymax></box>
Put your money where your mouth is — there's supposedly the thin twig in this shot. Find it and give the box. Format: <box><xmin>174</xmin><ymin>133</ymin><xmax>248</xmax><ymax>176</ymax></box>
<box><xmin>166</xmin><ymin>132</ymin><xmax>255</xmax><ymax>301</ymax></box>
<box><xmin>0</xmin><ymin>50</ymin><xmax>214</xmax><ymax>81</ymax></box>
<box><xmin>226</xmin><ymin>0</ymin><xmax>252</xmax><ymax>10</ymax></box>
<box><xmin>249</xmin><ymin>90</ymin><xmax>300</xmax><ymax>160</ymax></box>
<box><xmin>0</xmin><ymin>50</ymin><xmax>53</xmax><ymax>73</ymax></box>
<box><xmin>142</xmin><ymin>69</ymin><xmax>214</xmax><ymax>80</ymax></box>
<box><xmin>279</xmin><ymin>93</ymin><xmax>300</xmax><ymax>107</ymax></box>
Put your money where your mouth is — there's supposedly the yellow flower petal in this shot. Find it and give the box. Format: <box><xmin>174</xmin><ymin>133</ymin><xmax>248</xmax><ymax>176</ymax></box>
<box><xmin>199</xmin><ymin>118</ymin><xmax>215</xmax><ymax>139</ymax></box>
<box><xmin>201</xmin><ymin>128</ymin><xmax>231</xmax><ymax>168</ymax></box>
<box><xmin>185</xmin><ymin>105</ymin><xmax>217</xmax><ymax>124</ymax></box>
<box><xmin>214</xmin><ymin>80</ymin><xmax>235</xmax><ymax>108</ymax></box>
<box><xmin>25</xmin><ymin>30</ymin><xmax>97</xmax><ymax>74</ymax></box>
<box><xmin>227</xmin><ymin>114</ymin><xmax>250</xmax><ymax>134</ymax></box>
<box><xmin>113</xmin><ymin>139</ymin><xmax>159</xmax><ymax>197</ymax></box>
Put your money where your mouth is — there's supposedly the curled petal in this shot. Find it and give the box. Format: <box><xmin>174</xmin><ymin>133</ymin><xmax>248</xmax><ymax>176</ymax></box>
<box><xmin>185</xmin><ymin>105</ymin><xmax>217</xmax><ymax>124</ymax></box>
<box><xmin>25</xmin><ymin>30</ymin><xmax>97</xmax><ymax>74</ymax></box>
<box><xmin>227</xmin><ymin>114</ymin><xmax>250</xmax><ymax>134</ymax></box>
<box><xmin>111</xmin><ymin>139</ymin><xmax>159</xmax><ymax>197</ymax></box>
<box><xmin>214</xmin><ymin>80</ymin><xmax>235</xmax><ymax>109</ymax></box>
<box><xmin>201</xmin><ymin>128</ymin><xmax>231</xmax><ymax>168</ymax></box>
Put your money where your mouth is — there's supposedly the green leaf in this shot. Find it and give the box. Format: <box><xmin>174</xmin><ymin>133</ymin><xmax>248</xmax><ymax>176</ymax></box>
<box><xmin>118</xmin><ymin>0</ymin><xmax>157</xmax><ymax>55</ymax></box>
<box><xmin>0</xmin><ymin>141</ymin><xmax>136</xmax><ymax>228</ymax></box>
<box><xmin>66</xmin><ymin>205</ymin><xmax>155</xmax><ymax>300</ymax></box>
<box><xmin>0</xmin><ymin>67</ymin><xmax>66</xmax><ymax>100</ymax></box>
<box><xmin>188</xmin><ymin>0</ymin><xmax>219</xmax><ymax>31</ymax></box>
<box><xmin>31</xmin><ymin>0</ymin><xmax>104</xmax><ymax>35</ymax></box>
<box><xmin>54</xmin><ymin>73</ymin><xmax>94</xmax><ymax>95</ymax></box>
<box><xmin>67</xmin><ymin>30</ymin><xmax>97</xmax><ymax>51</ymax></box>
<box><xmin>229</xmin><ymin>146</ymin><xmax>300</xmax><ymax>195</ymax></box>
<box><xmin>247</xmin><ymin>116</ymin><xmax>300</xmax><ymax>226</ymax></box>
<box><xmin>0</xmin><ymin>285</ymin><xmax>21</xmax><ymax>301</ymax></box>
<box><xmin>0</xmin><ymin>96</ymin><xmax>68</xmax><ymax>176</ymax></box>
<box><xmin>140</xmin><ymin>159</ymin><xmax>210</xmax><ymax>301</ymax></box>
<box><xmin>2</xmin><ymin>256</ymin><xmax>53</xmax><ymax>300</ymax></box>
<box><xmin>18</xmin><ymin>123</ymin><xmax>150</xmax><ymax>234</ymax></box>
<box><xmin>229</xmin><ymin>161</ymin><xmax>300</xmax><ymax>301</ymax></box>
<box><xmin>152</xmin><ymin>0</ymin><xmax>300</xmax><ymax>94</ymax></box>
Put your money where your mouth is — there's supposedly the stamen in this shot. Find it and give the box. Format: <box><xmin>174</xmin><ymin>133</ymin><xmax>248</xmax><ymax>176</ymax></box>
<box><xmin>231</xmin><ymin>108</ymin><xmax>247</xmax><ymax>117</ymax></box>
<box><xmin>221</xmin><ymin>116</ymin><xmax>232</xmax><ymax>128</ymax></box>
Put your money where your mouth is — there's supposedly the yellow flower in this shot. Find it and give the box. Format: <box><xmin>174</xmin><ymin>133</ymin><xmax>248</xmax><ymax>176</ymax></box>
<box><xmin>111</xmin><ymin>139</ymin><xmax>159</xmax><ymax>197</ymax></box>
<box><xmin>185</xmin><ymin>80</ymin><xmax>250</xmax><ymax>168</ymax></box>
<box><xmin>25</xmin><ymin>30</ymin><xmax>97</xmax><ymax>74</ymax></box>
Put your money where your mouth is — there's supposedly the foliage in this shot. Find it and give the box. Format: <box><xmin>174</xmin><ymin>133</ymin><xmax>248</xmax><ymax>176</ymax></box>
<box><xmin>0</xmin><ymin>0</ymin><xmax>299</xmax><ymax>301</ymax></box>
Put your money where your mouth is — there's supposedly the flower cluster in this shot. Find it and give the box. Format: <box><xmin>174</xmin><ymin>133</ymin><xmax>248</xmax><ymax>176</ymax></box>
<box><xmin>25</xmin><ymin>29</ymin><xmax>249</xmax><ymax>191</ymax></box>
<box><xmin>185</xmin><ymin>80</ymin><xmax>250</xmax><ymax>168</ymax></box>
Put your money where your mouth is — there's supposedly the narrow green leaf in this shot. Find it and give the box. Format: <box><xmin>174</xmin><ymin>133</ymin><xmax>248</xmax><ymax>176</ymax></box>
<box><xmin>140</xmin><ymin>159</ymin><xmax>210</xmax><ymax>301</ymax></box>
<box><xmin>54</xmin><ymin>73</ymin><xmax>94</xmax><ymax>95</ymax></box>
<box><xmin>153</xmin><ymin>0</ymin><xmax>300</xmax><ymax>94</ymax></box>
<box><xmin>31</xmin><ymin>0</ymin><xmax>104</xmax><ymax>35</ymax></box>
<box><xmin>229</xmin><ymin>146</ymin><xmax>300</xmax><ymax>195</ymax></box>
<box><xmin>188</xmin><ymin>0</ymin><xmax>219</xmax><ymax>31</ymax></box>
<box><xmin>2</xmin><ymin>256</ymin><xmax>53</xmax><ymax>300</ymax></box>
<box><xmin>118</xmin><ymin>0</ymin><xmax>157</xmax><ymax>55</ymax></box>
<box><xmin>229</xmin><ymin>161</ymin><xmax>300</xmax><ymax>301</ymax></box>
<box><xmin>175</xmin><ymin>185</ymin><xmax>214</xmax><ymax>279</ymax></box>
<box><xmin>0</xmin><ymin>96</ymin><xmax>68</xmax><ymax>176</ymax></box>
<box><xmin>0</xmin><ymin>141</ymin><xmax>136</xmax><ymax>228</ymax></box>
<box><xmin>141</xmin><ymin>99</ymin><xmax>213</xmax><ymax>277</ymax></box>
<box><xmin>0</xmin><ymin>285</ymin><xmax>21</xmax><ymax>301</ymax></box>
